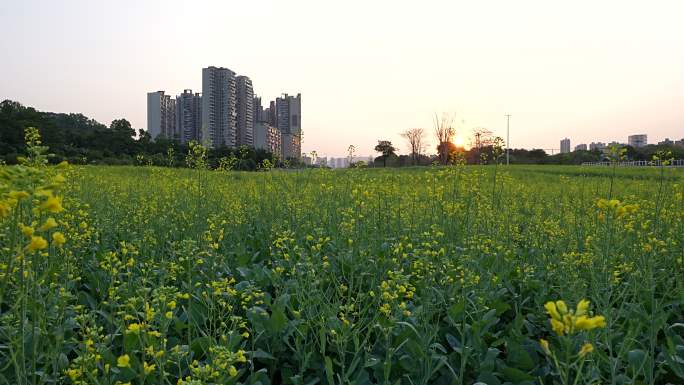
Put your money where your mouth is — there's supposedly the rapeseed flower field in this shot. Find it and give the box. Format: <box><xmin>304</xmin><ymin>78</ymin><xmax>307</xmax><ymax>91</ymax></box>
<box><xmin>1</xmin><ymin>130</ymin><xmax>684</xmax><ymax>385</ymax></box>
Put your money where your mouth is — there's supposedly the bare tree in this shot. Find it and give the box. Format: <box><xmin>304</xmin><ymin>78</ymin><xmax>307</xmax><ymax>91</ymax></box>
<box><xmin>471</xmin><ymin>127</ymin><xmax>494</xmax><ymax>150</ymax></box>
<box><xmin>347</xmin><ymin>145</ymin><xmax>356</xmax><ymax>167</ymax></box>
<box><xmin>401</xmin><ymin>128</ymin><xmax>425</xmax><ymax>165</ymax></box>
<box><xmin>434</xmin><ymin>113</ymin><xmax>456</xmax><ymax>165</ymax></box>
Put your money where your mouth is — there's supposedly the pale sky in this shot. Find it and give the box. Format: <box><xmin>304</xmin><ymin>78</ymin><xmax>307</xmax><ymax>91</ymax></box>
<box><xmin>1</xmin><ymin>0</ymin><xmax>683</xmax><ymax>157</ymax></box>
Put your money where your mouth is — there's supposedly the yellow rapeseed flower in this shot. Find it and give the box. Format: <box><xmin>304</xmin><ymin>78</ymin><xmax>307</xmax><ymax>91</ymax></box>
<box><xmin>117</xmin><ymin>354</ymin><xmax>130</xmax><ymax>368</ymax></box>
<box><xmin>20</xmin><ymin>224</ymin><xmax>35</xmax><ymax>237</ymax></box>
<box><xmin>40</xmin><ymin>196</ymin><xmax>63</xmax><ymax>213</ymax></box>
<box><xmin>28</xmin><ymin>236</ymin><xmax>48</xmax><ymax>251</ymax></box>
<box><xmin>575</xmin><ymin>299</ymin><xmax>590</xmax><ymax>316</ymax></box>
<box><xmin>236</xmin><ymin>350</ymin><xmax>247</xmax><ymax>363</ymax></box>
<box><xmin>544</xmin><ymin>301</ymin><xmax>561</xmax><ymax>321</ymax></box>
<box><xmin>579</xmin><ymin>342</ymin><xmax>594</xmax><ymax>357</ymax></box>
<box><xmin>539</xmin><ymin>339</ymin><xmax>551</xmax><ymax>355</ymax></box>
<box><xmin>127</xmin><ymin>323</ymin><xmax>143</xmax><ymax>333</ymax></box>
<box><xmin>574</xmin><ymin>315</ymin><xmax>606</xmax><ymax>331</ymax></box>
<box><xmin>545</xmin><ymin>299</ymin><xmax>606</xmax><ymax>336</ymax></box>
<box><xmin>228</xmin><ymin>365</ymin><xmax>238</xmax><ymax>377</ymax></box>
<box><xmin>555</xmin><ymin>300</ymin><xmax>568</xmax><ymax>315</ymax></box>
<box><xmin>550</xmin><ymin>318</ymin><xmax>566</xmax><ymax>336</ymax></box>
<box><xmin>52</xmin><ymin>232</ymin><xmax>66</xmax><ymax>246</ymax></box>
<box><xmin>143</xmin><ymin>361</ymin><xmax>156</xmax><ymax>375</ymax></box>
<box><xmin>66</xmin><ymin>368</ymin><xmax>82</xmax><ymax>381</ymax></box>
<box><xmin>9</xmin><ymin>190</ymin><xmax>29</xmax><ymax>200</ymax></box>
<box><xmin>0</xmin><ymin>201</ymin><xmax>10</xmax><ymax>218</ymax></box>
<box><xmin>39</xmin><ymin>217</ymin><xmax>58</xmax><ymax>231</ymax></box>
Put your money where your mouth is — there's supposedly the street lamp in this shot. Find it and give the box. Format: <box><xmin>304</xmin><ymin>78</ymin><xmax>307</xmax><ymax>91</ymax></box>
<box><xmin>505</xmin><ymin>114</ymin><xmax>511</xmax><ymax>165</ymax></box>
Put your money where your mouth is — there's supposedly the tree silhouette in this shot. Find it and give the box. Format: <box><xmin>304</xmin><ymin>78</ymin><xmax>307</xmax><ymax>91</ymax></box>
<box><xmin>374</xmin><ymin>140</ymin><xmax>396</xmax><ymax>167</ymax></box>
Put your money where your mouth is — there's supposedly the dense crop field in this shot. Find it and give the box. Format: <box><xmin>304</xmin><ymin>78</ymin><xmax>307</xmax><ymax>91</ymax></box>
<box><xmin>2</xmin><ymin>137</ymin><xmax>684</xmax><ymax>384</ymax></box>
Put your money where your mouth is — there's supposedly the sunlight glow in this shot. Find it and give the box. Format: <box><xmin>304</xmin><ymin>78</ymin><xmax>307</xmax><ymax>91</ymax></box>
<box><xmin>454</xmin><ymin>135</ymin><xmax>467</xmax><ymax>149</ymax></box>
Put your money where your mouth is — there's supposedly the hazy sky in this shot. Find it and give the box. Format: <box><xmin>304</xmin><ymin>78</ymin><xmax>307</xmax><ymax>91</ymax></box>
<box><xmin>1</xmin><ymin>0</ymin><xmax>683</xmax><ymax>156</ymax></box>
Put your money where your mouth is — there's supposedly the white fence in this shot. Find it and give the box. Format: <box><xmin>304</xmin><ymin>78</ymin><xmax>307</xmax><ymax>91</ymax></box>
<box><xmin>581</xmin><ymin>159</ymin><xmax>684</xmax><ymax>167</ymax></box>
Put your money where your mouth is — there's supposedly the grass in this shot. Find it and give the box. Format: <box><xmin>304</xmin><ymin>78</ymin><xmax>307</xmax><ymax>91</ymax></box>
<box><xmin>1</xmin><ymin>152</ymin><xmax>684</xmax><ymax>384</ymax></box>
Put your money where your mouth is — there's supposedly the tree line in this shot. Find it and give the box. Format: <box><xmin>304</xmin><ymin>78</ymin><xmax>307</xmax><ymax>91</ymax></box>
<box><xmin>369</xmin><ymin>113</ymin><xmax>684</xmax><ymax>167</ymax></box>
<box><xmin>0</xmin><ymin>100</ymin><xmax>286</xmax><ymax>170</ymax></box>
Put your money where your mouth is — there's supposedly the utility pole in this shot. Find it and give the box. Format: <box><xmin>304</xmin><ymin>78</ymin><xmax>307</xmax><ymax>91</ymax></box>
<box><xmin>505</xmin><ymin>114</ymin><xmax>511</xmax><ymax>165</ymax></box>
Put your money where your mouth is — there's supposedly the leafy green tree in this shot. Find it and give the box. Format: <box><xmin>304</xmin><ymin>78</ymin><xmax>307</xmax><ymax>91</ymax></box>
<box><xmin>374</xmin><ymin>140</ymin><xmax>396</xmax><ymax>167</ymax></box>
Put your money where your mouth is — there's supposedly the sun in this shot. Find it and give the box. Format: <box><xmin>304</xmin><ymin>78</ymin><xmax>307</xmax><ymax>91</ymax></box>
<box><xmin>454</xmin><ymin>135</ymin><xmax>467</xmax><ymax>149</ymax></box>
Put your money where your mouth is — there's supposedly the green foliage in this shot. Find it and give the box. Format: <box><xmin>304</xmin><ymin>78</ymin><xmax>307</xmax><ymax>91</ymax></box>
<box><xmin>374</xmin><ymin>140</ymin><xmax>396</xmax><ymax>167</ymax></box>
<box><xmin>1</xmin><ymin>131</ymin><xmax>684</xmax><ymax>384</ymax></box>
<box><xmin>0</xmin><ymin>100</ymin><xmax>275</xmax><ymax>169</ymax></box>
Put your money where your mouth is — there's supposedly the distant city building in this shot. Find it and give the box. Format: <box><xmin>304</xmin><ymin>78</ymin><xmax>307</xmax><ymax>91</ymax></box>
<box><xmin>575</xmin><ymin>144</ymin><xmax>587</xmax><ymax>151</ymax></box>
<box><xmin>253</xmin><ymin>96</ymin><xmax>263</xmax><ymax>123</ymax></box>
<box><xmin>281</xmin><ymin>132</ymin><xmax>302</xmax><ymax>161</ymax></box>
<box><xmin>276</xmin><ymin>93</ymin><xmax>302</xmax><ymax>135</ymax></box>
<box><xmin>352</xmin><ymin>156</ymin><xmax>374</xmax><ymax>165</ymax></box>
<box><xmin>175</xmin><ymin>89</ymin><xmax>202</xmax><ymax>144</ymax></box>
<box><xmin>262</xmin><ymin>107</ymin><xmax>271</xmax><ymax>123</ymax></box>
<box><xmin>147</xmin><ymin>91</ymin><xmax>176</xmax><ymax>140</ymax></box>
<box><xmin>658</xmin><ymin>138</ymin><xmax>674</xmax><ymax>146</ymax></box>
<box><xmin>301</xmin><ymin>155</ymin><xmax>312</xmax><ymax>166</ymax></box>
<box><xmin>628</xmin><ymin>134</ymin><xmax>647</xmax><ymax>148</ymax></box>
<box><xmin>327</xmin><ymin>157</ymin><xmax>349</xmax><ymax>169</ymax></box>
<box><xmin>608</xmin><ymin>141</ymin><xmax>623</xmax><ymax>148</ymax></box>
<box><xmin>147</xmin><ymin>67</ymin><xmax>302</xmax><ymax>153</ymax></box>
<box><xmin>268</xmin><ymin>101</ymin><xmax>277</xmax><ymax>126</ymax></box>
<box><xmin>315</xmin><ymin>157</ymin><xmax>328</xmax><ymax>167</ymax></box>
<box><xmin>589</xmin><ymin>142</ymin><xmax>606</xmax><ymax>151</ymax></box>
<box><xmin>236</xmin><ymin>76</ymin><xmax>254</xmax><ymax>147</ymax></box>
<box><xmin>676</xmin><ymin>138</ymin><xmax>684</xmax><ymax>147</ymax></box>
<box><xmin>560</xmin><ymin>138</ymin><xmax>571</xmax><ymax>154</ymax></box>
<box><xmin>254</xmin><ymin>122</ymin><xmax>281</xmax><ymax>156</ymax></box>
<box><xmin>201</xmin><ymin>66</ymin><xmax>237</xmax><ymax>148</ymax></box>
<box><xmin>277</xmin><ymin>93</ymin><xmax>302</xmax><ymax>159</ymax></box>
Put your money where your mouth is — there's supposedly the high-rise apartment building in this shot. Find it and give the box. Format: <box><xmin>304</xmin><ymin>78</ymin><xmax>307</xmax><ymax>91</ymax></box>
<box><xmin>560</xmin><ymin>138</ymin><xmax>571</xmax><ymax>154</ymax></box>
<box><xmin>201</xmin><ymin>66</ymin><xmax>237</xmax><ymax>148</ymax></box>
<box><xmin>147</xmin><ymin>91</ymin><xmax>176</xmax><ymax>140</ymax></box>
<box><xmin>281</xmin><ymin>133</ymin><xmax>302</xmax><ymax>161</ymax></box>
<box><xmin>254</xmin><ymin>122</ymin><xmax>281</xmax><ymax>156</ymax></box>
<box><xmin>276</xmin><ymin>93</ymin><xmax>302</xmax><ymax>135</ymax></box>
<box><xmin>176</xmin><ymin>89</ymin><xmax>202</xmax><ymax>144</ymax></box>
<box><xmin>253</xmin><ymin>96</ymin><xmax>263</xmax><ymax>123</ymax></box>
<box><xmin>236</xmin><ymin>76</ymin><xmax>254</xmax><ymax>147</ymax></box>
<box><xmin>575</xmin><ymin>144</ymin><xmax>587</xmax><ymax>151</ymax></box>
<box><xmin>268</xmin><ymin>101</ymin><xmax>277</xmax><ymax>127</ymax></box>
<box><xmin>276</xmin><ymin>93</ymin><xmax>302</xmax><ymax>159</ymax></box>
<box><xmin>628</xmin><ymin>134</ymin><xmax>647</xmax><ymax>148</ymax></box>
<box><xmin>589</xmin><ymin>142</ymin><xmax>606</xmax><ymax>151</ymax></box>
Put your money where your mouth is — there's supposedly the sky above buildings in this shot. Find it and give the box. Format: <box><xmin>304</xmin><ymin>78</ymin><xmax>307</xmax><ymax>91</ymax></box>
<box><xmin>1</xmin><ymin>0</ymin><xmax>683</xmax><ymax>157</ymax></box>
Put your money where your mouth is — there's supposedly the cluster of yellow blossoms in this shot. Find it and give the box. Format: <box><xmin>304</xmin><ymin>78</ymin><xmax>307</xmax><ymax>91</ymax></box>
<box><xmin>544</xmin><ymin>299</ymin><xmax>606</xmax><ymax>336</ymax></box>
<box><xmin>1</xmin><ymin>128</ymin><xmax>69</xmax><ymax>253</ymax></box>
<box><xmin>596</xmin><ymin>198</ymin><xmax>639</xmax><ymax>220</ymax></box>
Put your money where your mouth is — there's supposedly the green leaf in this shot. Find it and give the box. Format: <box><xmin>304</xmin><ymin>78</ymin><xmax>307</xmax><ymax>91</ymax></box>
<box><xmin>506</xmin><ymin>341</ymin><xmax>534</xmax><ymax>370</ymax></box>
<box><xmin>190</xmin><ymin>336</ymin><xmax>213</xmax><ymax>358</ymax></box>
<box><xmin>253</xmin><ymin>349</ymin><xmax>276</xmax><ymax>360</ymax></box>
<box><xmin>501</xmin><ymin>366</ymin><xmax>535</xmax><ymax>382</ymax></box>
<box><xmin>269</xmin><ymin>306</ymin><xmax>288</xmax><ymax>333</ymax></box>
<box><xmin>477</xmin><ymin>372</ymin><xmax>501</xmax><ymax>385</ymax></box>
<box><xmin>448</xmin><ymin>301</ymin><xmax>466</xmax><ymax>320</ymax></box>
<box><xmin>324</xmin><ymin>356</ymin><xmax>335</xmax><ymax>385</ymax></box>
<box><xmin>628</xmin><ymin>349</ymin><xmax>646</xmax><ymax>372</ymax></box>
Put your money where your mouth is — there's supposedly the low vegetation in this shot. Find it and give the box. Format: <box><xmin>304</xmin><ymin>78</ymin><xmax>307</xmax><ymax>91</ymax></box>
<box><xmin>1</xmin><ymin>129</ymin><xmax>683</xmax><ymax>384</ymax></box>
